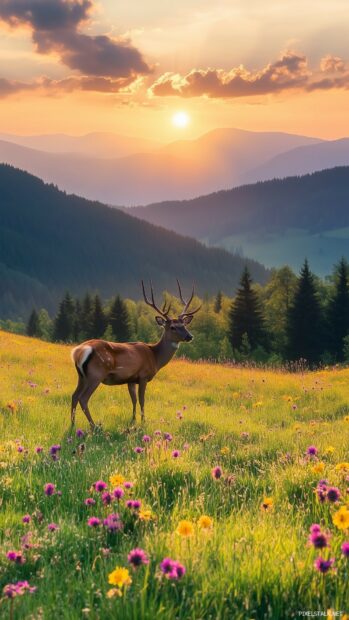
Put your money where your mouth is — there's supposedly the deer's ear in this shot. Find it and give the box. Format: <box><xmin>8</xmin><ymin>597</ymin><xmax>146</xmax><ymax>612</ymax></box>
<box><xmin>182</xmin><ymin>315</ymin><xmax>193</xmax><ymax>325</ymax></box>
<box><xmin>155</xmin><ymin>316</ymin><xmax>166</xmax><ymax>327</ymax></box>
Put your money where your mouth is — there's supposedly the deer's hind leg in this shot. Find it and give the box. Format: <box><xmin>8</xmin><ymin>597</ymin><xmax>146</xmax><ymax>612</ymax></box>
<box><xmin>71</xmin><ymin>374</ymin><xmax>86</xmax><ymax>426</ymax></box>
<box><xmin>79</xmin><ymin>379</ymin><xmax>101</xmax><ymax>430</ymax></box>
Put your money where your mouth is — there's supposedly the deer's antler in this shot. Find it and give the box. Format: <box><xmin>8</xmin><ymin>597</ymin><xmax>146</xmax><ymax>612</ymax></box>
<box><xmin>177</xmin><ymin>279</ymin><xmax>202</xmax><ymax>318</ymax></box>
<box><xmin>141</xmin><ymin>280</ymin><xmax>171</xmax><ymax>319</ymax></box>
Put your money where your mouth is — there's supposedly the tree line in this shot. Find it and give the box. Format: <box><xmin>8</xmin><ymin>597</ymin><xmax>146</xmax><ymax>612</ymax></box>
<box><xmin>5</xmin><ymin>258</ymin><xmax>349</xmax><ymax>367</ymax></box>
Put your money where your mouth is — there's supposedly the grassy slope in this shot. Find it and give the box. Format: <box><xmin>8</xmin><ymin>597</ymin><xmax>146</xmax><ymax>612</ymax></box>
<box><xmin>0</xmin><ymin>331</ymin><xmax>349</xmax><ymax>619</ymax></box>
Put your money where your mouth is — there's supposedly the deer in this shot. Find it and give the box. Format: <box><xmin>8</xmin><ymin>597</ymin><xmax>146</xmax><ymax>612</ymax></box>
<box><xmin>70</xmin><ymin>280</ymin><xmax>201</xmax><ymax>429</ymax></box>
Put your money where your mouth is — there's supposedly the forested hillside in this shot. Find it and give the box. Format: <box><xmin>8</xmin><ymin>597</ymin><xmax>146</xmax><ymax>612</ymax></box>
<box><xmin>0</xmin><ymin>165</ymin><xmax>268</xmax><ymax>319</ymax></box>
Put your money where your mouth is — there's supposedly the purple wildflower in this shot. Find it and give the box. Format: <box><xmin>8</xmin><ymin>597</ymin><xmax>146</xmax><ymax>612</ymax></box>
<box><xmin>128</xmin><ymin>548</ymin><xmax>149</xmax><ymax>568</ymax></box>
<box><xmin>126</xmin><ymin>499</ymin><xmax>141</xmax><ymax>510</ymax></box>
<box><xmin>172</xmin><ymin>450</ymin><xmax>180</xmax><ymax>458</ymax></box>
<box><xmin>87</xmin><ymin>517</ymin><xmax>101</xmax><ymax>528</ymax></box>
<box><xmin>94</xmin><ymin>480</ymin><xmax>107</xmax><ymax>492</ymax></box>
<box><xmin>314</xmin><ymin>556</ymin><xmax>335</xmax><ymax>574</ymax></box>
<box><xmin>44</xmin><ymin>483</ymin><xmax>56</xmax><ymax>496</ymax></box>
<box><xmin>308</xmin><ymin>529</ymin><xmax>330</xmax><ymax>549</ymax></box>
<box><xmin>123</xmin><ymin>481</ymin><xmax>133</xmax><ymax>489</ymax></box>
<box><xmin>164</xmin><ymin>433</ymin><xmax>173</xmax><ymax>442</ymax></box>
<box><xmin>103</xmin><ymin>513</ymin><xmax>123</xmax><ymax>532</ymax></box>
<box><xmin>47</xmin><ymin>523</ymin><xmax>59</xmax><ymax>531</ymax></box>
<box><xmin>49</xmin><ymin>444</ymin><xmax>61</xmax><ymax>456</ymax></box>
<box><xmin>160</xmin><ymin>557</ymin><xmax>186</xmax><ymax>580</ymax></box>
<box><xmin>316</xmin><ymin>480</ymin><xmax>328</xmax><ymax>503</ymax></box>
<box><xmin>134</xmin><ymin>446</ymin><xmax>144</xmax><ymax>454</ymax></box>
<box><xmin>142</xmin><ymin>434</ymin><xmax>151</xmax><ymax>443</ymax></box>
<box><xmin>154</xmin><ymin>430</ymin><xmax>162</xmax><ymax>436</ymax></box>
<box><xmin>3</xmin><ymin>581</ymin><xmax>36</xmax><ymax>598</ymax></box>
<box><xmin>212</xmin><ymin>466</ymin><xmax>223</xmax><ymax>480</ymax></box>
<box><xmin>22</xmin><ymin>514</ymin><xmax>31</xmax><ymax>524</ymax></box>
<box><xmin>84</xmin><ymin>497</ymin><xmax>96</xmax><ymax>506</ymax></box>
<box><xmin>6</xmin><ymin>551</ymin><xmax>25</xmax><ymax>564</ymax></box>
<box><xmin>113</xmin><ymin>487</ymin><xmax>124</xmax><ymax>500</ymax></box>
<box><xmin>101</xmin><ymin>491</ymin><xmax>113</xmax><ymax>506</ymax></box>
<box><xmin>76</xmin><ymin>429</ymin><xmax>85</xmax><ymax>438</ymax></box>
<box><xmin>35</xmin><ymin>446</ymin><xmax>43</xmax><ymax>454</ymax></box>
<box><xmin>17</xmin><ymin>446</ymin><xmax>24</xmax><ymax>453</ymax></box>
<box><xmin>326</xmin><ymin>487</ymin><xmax>341</xmax><ymax>503</ymax></box>
<box><xmin>341</xmin><ymin>541</ymin><xmax>349</xmax><ymax>557</ymax></box>
<box><xmin>307</xmin><ymin>445</ymin><xmax>318</xmax><ymax>457</ymax></box>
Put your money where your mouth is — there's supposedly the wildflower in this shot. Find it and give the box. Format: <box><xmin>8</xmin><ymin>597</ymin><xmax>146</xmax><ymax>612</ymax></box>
<box><xmin>126</xmin><ymin>499</ymin><xmax>141</xmax><ymax>511</ymax></box>
<box><xmin>44</xmin><ymin>483</ymin><xmax>56</xmax><ymax>496</ymax></box>
<box><xmin>76</xmin><ymin>429</ymin><xmax>85</xmax><ymax>438</ymax></box>
<box><xmin>22</xmin><ymin>514</ymin><xmax>31</xmax><ymax>524</ymax></box>
<box><xmin>324</xmin><ymin>446</ymin><xmax>335</xmax><ymax>455</ymax></box>
<box><xmin>310</xmin><ymin>523</ymin><xmax>321</xmax><ymax>533</ymax></box>
<box><xmin>326</xmin><ymin>487</ymin><xmax>341</xmax><ymax>503</ymax></box>
<box><xmin>17</xmin><ymin>446</ymin><xmax>24</xmax><ymax>453</ymax></box>
<box><xmin>101</xmin><ymin>492</ymin><xmax>113</xmax><ymax>506</ymax></box>
<box><xmin>306</xmin><ymin>445</ymin><xmax>318</xmax><ymax>457</ymax></box>
<box><xmin>48</xmin><ymin>523</ymin><xmax>59</xmax><ymax>531</ymax></box>
<box><xmin>312</xmin><ymin>462</ymin><xmax>325</xmax><ymax>475</ymax></box>
<box><xmin>341</xmin><ymin>541</ymin><xmax>349</xmax><ymax>557</ymax></box>
<box><xmin>308</xmin><ymin>527</ymin><xmax>330</xmax><ymax>549</ymax></box>
<box><xmin>261</xmin><ymin>497</ymin><xmax>273</xmax><ymax>512</ymax></box>
<box><xmin>333</xmin><ymin>506</ymin><xmax>349</xmax><ymax>530</ymax></box>
<box><xmin>139</xmin><ymin>509</ymin><xmax>153</xmax><ymax>521</ymax></box>
<box><xmin>240</xmin><ymin>432</ymin><xmax>250</xmax><ymax>440</ymax></box>
<box><xmin>314</xmin><ymin>557</ymin><xmax>335</xmax><ymax>574</ymax></box>
<box><xmin>198</xmin><ymin>515</ymin><xmax>213</xmax><ymax>530</ymax></box>
<box><xmin>103</xmin><ymin>513</ymin><xmax>123</xmax><ymax>532</ymax></box>
<box><xmin>164</xmin><ymin>433</ymin><xmax>173</xmax><ymax>442</ymax></box>
<box><xmin>211</xmin><ymin>466</ymin><xmax>223</xmax><ymax>480</ymax></box>
<box><xmin>335</xmin><ymin>462</ymin><xmax>349</xmax><ymax>473</ymax></box>
<box><xmin>84</xmin><ymin>497</ymin><xmax>96</xmax><ymax>506</ymax></box>
<box><xmin>108</xmin><ymin>567</ymin><xmax>132</xmax><ymax>588</ymax></box>
<box><xmin>160</xmin><ymin>557</ymin><xmax>186</xmax><ymax>580</ymax></box>
<box><xmin>220</xmin><ymin>446</ymin><xmax>230</xmax><ymax>455</ymax></box>
<box><xmin>109</xmin><ymin>473</ymin><xmax>125</xmax><ymax>487</ymax></box>
<box><xmin>49</xmin><ymin>444</ymin><xmax>61</xmax><ymax>456</ymax></box>
<box><xmin>113</xmin><ymin>487</ymin><xmax>124</xmax><ymax>500</ymax></box>
<box><xmin>123</xmin><ymin>481</ymin><xmax>133</xmax><ymax>490</ymax></box>
<box><xmin>94</xmin><ymin>480</ymin><xmax>107</xmax><ymax>492</ymax></box>
<box><xmin>6</xmin><ymin>551</ymin><xmax>25</xmax><ymax>564</ymax></box>
<box><xmin>176</xmin><ymin>411</ymin><xmax>183</xmax><ymax>419</ymax></box>
<box><xmin>35</xmin><ymin>446</ymin><xmax>43</xmax><ymax>454</ymax></box>
<box><xmin>176</xmin><ymin>520</ymin><xmax>194</xmax><ymax>537</ymax></box>
<box><xmin>87</xmin><ymin>517</ymin><xmax>101</xmax><ymax>528</ymax></box>
<box><xmin>3</xmin><ymin>581</ymin><xmax>36</xmax><ymax>598</ymax></box>
<box><xmin>127</xmin><ymin>548</ymin><xmax>149</xmax><ymax>568</ymax></box>
<box><xmin>172</xmin><ymin>450</ymin><xmax>180</xmax><ymax>458</ymax></box>
<box><xmin>154</xmin><ymin>430</ymin><xmax>162</xmax><ymax>436</ymax></box>
<box><xmin>316</xmin><ymin>480</ymin><xmax>328</xmax><ymax>503</ymax></box>
<box><xmin>142</xmin><ymin>434</ymin><xmax>151</xmax><ymax>443</ymax></box>
<box><xmin>134</xmin><ymin>446</ymin><xmax>144</xmax><ymax>454</ymax></box>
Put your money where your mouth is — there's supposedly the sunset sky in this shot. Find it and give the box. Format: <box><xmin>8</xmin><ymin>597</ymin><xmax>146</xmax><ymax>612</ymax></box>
<box><xmin>1</xmin><ymin>0</ymin><xmax>349</xmax><ymax>140</ymax></box>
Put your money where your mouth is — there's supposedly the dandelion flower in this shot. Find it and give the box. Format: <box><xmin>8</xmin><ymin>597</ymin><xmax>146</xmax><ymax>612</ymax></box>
<box><xmin>139</xmin><ymin>509</ymin><xmax>153</xmax><ymax>521</ymax></box>
<box><xmin>333</xmin><ymin>506</ymin><xmax>349</xmax><ymax>530</ymax></box>
<box><xmin>312</xmin><ymin>462</ymin><xmax>325</xmax><ymax>474</ymax></box>
<box><xmin>176</xmin><ymin>520</ymin><xmax>194</xmax><ymax>537</ymax></box>
<box><xmin>108</xmin><ymin>567</ymin><xmax>132</xmax><ymax>588</ymax></box>
<box><xmin>261</xmin><ymin>497</ymin><xmax>273</xmax><ymax>512</ymax></box>
<box><xmin>198</xmin><ymin>515</ymin><xmax>213</xmax><ymax>530</ymax></box>
<box><xmin>109</xmin><ymin>473</ymin><xmax>125</xmax><ymax>487</ymax></box>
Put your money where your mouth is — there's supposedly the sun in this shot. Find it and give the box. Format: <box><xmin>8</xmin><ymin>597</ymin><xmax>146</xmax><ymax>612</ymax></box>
<box><xmin>172</xmin><ymin>111</ymin><xmax>190</xmax><ymax>128</ymax></box>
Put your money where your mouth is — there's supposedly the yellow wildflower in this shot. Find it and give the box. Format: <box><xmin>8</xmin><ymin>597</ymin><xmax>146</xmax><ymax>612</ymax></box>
<box><xmin>344</xmin><ymin>416</ymin><xmax>349</xmax><ymax>422</ymax></box>
<box><xmin>261</xmin><ymin>497</ymin><xmax>273</xmax><ymax>512</ymax></box>
<box><xmin>332</xmin><ymin>506</ymin><xmax>349</xmax><ymax>530</ymax></box>
<box><xmin>176</xmin><ymin>520</ymin><xmax>194</xmax><ymax>537</ymax></box>
<box><xmin>232</xmin><ymin>392</ymin><xmax>239</xmax><ymax>399</ymax></box>
<box><xmin>108</xmin><ymin>567</ymin><xmax>132</xmax><ymax>588</ymax></box>
<box><xmin>198</xmin><ymin>515</ymin><xmax>213</xmax><ymax>530</ymax></box>
<box><xmin>324</xmin><ymin>446</ymin><xmax>335</xmax><ymax>455</ymax></box>
<box><xmin>312</xmin><ymin>462</ymin><xmax>325</xmax><ymax>474</ymax></box>
<box><xmin>220</xmin><ymin>446</ymin><xmax>230</xmax><ymax>455</ymax></box>
<box><xmin>335</xmin><ymin>462</ymin><xmax>349</xmax><ymax>473</ymax></box>
<box><xmin>139</xmin><ymin>509</ymin><xmax>154</xmax><ymax>521</ymax></box>
<box><xmin>109</xmin><ymin>473</ymin><xmax>125</xmax><ymax>487</ymax></box>
<box><xmin>106</xmin><ymin>588</ymin><xmax>122</xmax><ymax>598</ymax></box>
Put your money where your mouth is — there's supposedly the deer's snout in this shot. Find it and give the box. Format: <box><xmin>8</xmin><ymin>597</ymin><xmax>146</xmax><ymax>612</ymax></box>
<box><xmin>185</xmin><ymin>333</ymin><xmax>193</xmax><ymax>342</ymax></box>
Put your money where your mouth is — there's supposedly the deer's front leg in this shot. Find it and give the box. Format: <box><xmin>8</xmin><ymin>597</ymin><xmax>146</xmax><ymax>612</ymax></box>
<box><xmin>138</xmin><ymin>379</ymin><xmax>147</xmax><ymax>422</ymax></box>
<box><xmin>128</xmin><ymin>382</ymin><xmax>137</xmax><ymax>422</ymax></box>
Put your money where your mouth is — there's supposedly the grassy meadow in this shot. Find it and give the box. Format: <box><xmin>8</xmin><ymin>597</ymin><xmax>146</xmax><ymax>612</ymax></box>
<box><xmin>1</xmin><ymin>330</ymin><xmax>349</xmax><ymax>619</ymax></box>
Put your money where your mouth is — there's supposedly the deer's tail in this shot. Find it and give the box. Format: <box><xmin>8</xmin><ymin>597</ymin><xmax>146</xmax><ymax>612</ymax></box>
<box><xmin>71</xmin><ymin>344</ymin><xmax>94</xmax><ymax>377</ymax></box>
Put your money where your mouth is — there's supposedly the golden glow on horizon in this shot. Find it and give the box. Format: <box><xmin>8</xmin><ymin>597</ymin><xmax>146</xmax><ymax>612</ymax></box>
<box><xmin>172</xmin><ymin>111</ymin><xmax>190</xmax><ymax>129</ymax></box>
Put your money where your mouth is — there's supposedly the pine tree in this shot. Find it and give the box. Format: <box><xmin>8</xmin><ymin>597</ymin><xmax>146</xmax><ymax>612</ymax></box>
<box><xmin>73</xmin><ymin>299</ymin><xmax>82</xmax><ymax>342</ymax></box>
<box><xmin>109</xmin><ymin>295</ymin><xmax>131</xmax><ymax>342</ymax></box>
<box><xmin>26</xmin><ymin>309</ymin><xmax>41</xmax><ymax>337</ymax></box>
<box><xmin>228</xmin><ymin>267</ymin><xmax>265</xmax><ymax>351</ymax></box>
<box><xmin>80</xmin><ymin>293</ymin><xmax>93</xmax><ymax>339</ymax></box>
<box><xmin>286</xmin><ymin>260</ymin><xmax>323</xmax><ymax>364</ymax></box>
<box><xmin>91</xmin><ymin>294</ymin><xmax>106</xmax><ymax>338</ymax></box>
<box><xmin>326</xmin><ymin>258</ymin><xmax>349</xmax><ymax>361</ymax></box>
<box><xmin>214</xmin><ymin>290</ymin><xmax>223</xmax><ymax>313</ymax></box>
<box><xmin>53</xmin><ymin>292</ymin><xmax>76</xmax><ymax>342</ymax></box>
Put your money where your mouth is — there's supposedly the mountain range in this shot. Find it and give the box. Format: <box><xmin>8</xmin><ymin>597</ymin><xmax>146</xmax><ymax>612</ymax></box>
<box><xmin>0</xmin><ymin>128</ymin><xmax>324</xmax><ymax>205</ymax></box>
<box><xmin>128</xmin><ymin>167</ymin><xmax>349</xmax><ymax>275</ymax></box>
<box><xmin>0</xmin><ymin>164</ymin><xmax>268</xmax><ymax>319</ymax></box>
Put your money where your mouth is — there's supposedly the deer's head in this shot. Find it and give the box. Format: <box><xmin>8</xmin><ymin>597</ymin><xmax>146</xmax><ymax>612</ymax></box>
<box><xmin>141</xmin><ymin>279</ymin><xmax>201</xmax><ymax>344</ymax></box>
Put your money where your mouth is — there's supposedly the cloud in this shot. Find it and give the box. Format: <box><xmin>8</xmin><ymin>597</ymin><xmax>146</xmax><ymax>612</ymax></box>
<box><xmin>0</xmin><ymin>74</ymin><xmax>140</xmax><ymax>98</ymax></box>
<box><xmin>0</xmin><ymin>78</ymin><xmax>32</xmax><ymax>97</ymax></box>
<box><xmin>149</xmin><ymin>51</ymin><xmax>349</xmax><ymax>99</ymax></box>
<box><xmin>0</xmin><ymin>0</ymin><xmax>150</xmax><ymax>78</ymax></box>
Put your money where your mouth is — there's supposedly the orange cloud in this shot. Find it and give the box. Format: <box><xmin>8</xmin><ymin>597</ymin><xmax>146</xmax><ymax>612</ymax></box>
<box><xmin>149</xmin><ymin>51</ymin><xmax>349</xmax><ymax>99</ymax></box>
